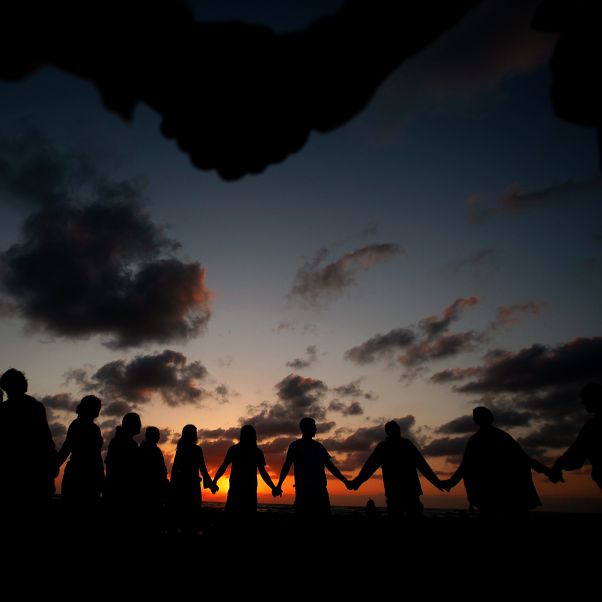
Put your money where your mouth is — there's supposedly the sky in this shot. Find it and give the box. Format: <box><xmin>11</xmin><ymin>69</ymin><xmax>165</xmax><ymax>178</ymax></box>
<box><xmin>0</xmin><ymin>0</ymin><xmax>601</xmax><ymax>512</ymax></box>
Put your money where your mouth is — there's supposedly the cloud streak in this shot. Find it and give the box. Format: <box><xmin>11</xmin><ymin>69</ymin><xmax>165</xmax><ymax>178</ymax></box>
<box><xmin>290</xmin><ymin>244</ymin><xmax>403</xmax><ymax>305</ymax></box>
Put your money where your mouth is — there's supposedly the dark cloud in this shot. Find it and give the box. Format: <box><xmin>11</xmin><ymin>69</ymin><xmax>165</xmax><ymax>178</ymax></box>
<box><xmin>286</xmin><ymin>345</ymin><xmax>318</xmax><ymax>370</ymax></box>
<box><xmin>435</xmin><ymin>407</ymin><xmax>534</xmax><ymax>435</ymax></box>
<box><xmin>243</xmin><ymin>373</ymin><xmax>333</xmax><ymax>438</ymax></box>
<box><xmin>457</xmin><ymin>338</ymin><xmax>602</xmax><ymax>394</ymax></box>
<box><xmin>0</xmin><ymin>135</ymin><xmax>211</xmax><ymax>349</ymax></box>
<box><xmin>0</xmin><ymin>2</ymin><xmax>483</xmax><ymax>180</ymax></box>
<box><xmin>332</xmin><ymin>379</ymin><xmax>377</xmax><ymax>400</ymax></box>
<box><xmin>198</xmin><ymin>427</ymin><xmax>241</xmax><ymax>441</ymax></box>
<box><xmin>418</xmin><ymin>297</ymin><xmax>479</xmax><ymax>339</ymax></box>
<box><xmin>290</xmin><ymin>244</ymin><xmax>403</xmax><ymax>304</ymax></box>
<box><xmin>344</xmin><ymin>328</ymin><xmax>416</xmax><ymax>365</ymax></box>
<box><xmin>328</xmin><ymin>400</ymin><xmax>364</xmax><ymax>416</ymax></box>
<box><xmin>68</xmin><ymin>350</ymin><xmax>211</xmax><ymax>408</ymax></box>
<box><xmin>421</xmin><ymin>435</ymin><xmax>469</xmax><ymax>458</ymax></box>
<box><xmin>49</xmin><ymin>421</ymin><xmax>68</xmax><ymax>441</ymax></box>
<box><xmin>103</xmin><ymin>400</ymin><xmax>134</xmax><ymax>418</ymax></box>
<box><xmin>430</xmin><ymin>367</ymin><xmax>482</xmax><ymax>384</ymax></box>
<box><xmin>400</xmin><ymin>331</ymin><xmax>482</xmax><ymax>368</ymax></box>
<box><xmin>39</xmin><ymin>393</ymin><xmax>78</xmax><ymax>414</ymax></box>
<box><xmin>468</xmin><ymin>176</ymin><xmax>602</xmax><ymax>223</ymax></box>
<box><xmin>490</xmin><ymin>301</ymin><xmax>548</xmax><ymax>330</ymax></box>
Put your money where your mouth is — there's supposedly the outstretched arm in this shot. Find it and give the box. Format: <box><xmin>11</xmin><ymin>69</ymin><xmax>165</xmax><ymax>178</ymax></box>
<box><xmin>352</xmin><ymin>450</ymin><xmax>381</xmax><ymax>490</ymax></box>
<box><xmin>276</xmin><ymin>454</ymin><xmax>293</xmax><ymax>492</ymax></box>
<box><xmin>325</xmin><ymin>458</ymin><xmax>350</xmax><ymax>487</ymax></box>
<box><xmin>259</xmin><ymin>465</ymin><xmax>278</xmax><ymax>493</ymax></box>
<box><xmin>198</xmin><ymin>448</ymin><xmax>217</xmax><ymax>493</ymax></box>
<box><xmin>212</xmin><ymin>459</ymin><xmax>231</xmax><ymax>487</ymax></box>
<box><xmin>57</xmin><ymin>426</ymin><xmax>73</xmax><ymax>467</ymax></box>
<box><xmin>414</xmin><ymin>449</ymin><xmax>444</xmax><ymax>491</ymax></box>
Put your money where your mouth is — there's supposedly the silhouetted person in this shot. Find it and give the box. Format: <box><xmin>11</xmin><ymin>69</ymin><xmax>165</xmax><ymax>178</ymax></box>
<box><xmin>104</xmin><ymin>412</ymin><xmax>141</xmax><ymax>512</ymax></box>
<box><xmin>139</xmin><ymin>426</ymin><xmax>169</xmax><ymax>532</ymax></box>
<box><xmin>443</xmin><ymin>407</ymin><xmax>554</xmax><ymax>517</ymax></box>
<box><xmin>0</xmin><ymin>369</ymin><xmax>57</xmax><ymax>512</ymax></box>
<box><xmin>350</xmin><ymin>420</ymin><xmax>444</xmax><ymax>518</ymax></box>
<box><xmin>552</xmin><ymin>383</ymin><xmax>602</xmax><ymax>489</ymax></box>
<box><xmin>57</xmin><ymin>395</ymin><xmax>104</xmax><ymax>509</ymax></box>
<box><xmin>213</xmin><ymin>425</ymin><xmax>279</xmax><ymax>515</ymax></box>
<box><xmin>170</xmin><ymin>424</ymin><xmax>216</xmax><ymax>534</ymax></box>
<box><xmin>275</xmin><ymin>417</ymin><xmax>350</xmax><ymax>517</ymax></box>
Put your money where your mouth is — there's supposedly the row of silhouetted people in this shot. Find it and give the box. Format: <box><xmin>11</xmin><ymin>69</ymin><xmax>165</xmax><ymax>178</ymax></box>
<box><xmin>0</xmin><ymin>368</ymin><xmax>600</xmax><ymax>530</ymax></box>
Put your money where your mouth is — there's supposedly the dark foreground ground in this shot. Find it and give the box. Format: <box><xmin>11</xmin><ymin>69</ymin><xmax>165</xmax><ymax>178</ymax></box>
<box><xmin>2</xmin><ymin>499</ymin><xmax>600</xmax><ymax>593</ymax></box>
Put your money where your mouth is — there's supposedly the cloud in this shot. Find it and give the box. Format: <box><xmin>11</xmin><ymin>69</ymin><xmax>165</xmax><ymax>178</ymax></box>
<box><xmin>332</xmin><ymin>379</ymin><xmax>377</xmax><ymax>400</ymax></box>
<box><xmin>457</xmin><ymin>338</ymin><xmax>602</xmax><ymax>394</ymax></box>
<box><xmin>421</xmin><ymin>435</ymin><xmax>469</xmax><ymax>458</ymax></box>
<box><xmin>39</xmin><ymin>393</ymin><xmax>78</xmax><ymax>414</ymax></box>
<box><xmin>243</xmin><ymin>373</ymin><xmax>333</xmax><ymax>438</ymax></box>
<box><xmin>289</xmin><ymin>244</ymin><xmax>403</xmax><ymax>305</ymax></box>
<box><xmin>67</xmin><ymin>350</ymin><xmax>211</xmax><ymax>408</ymax></box>
<box><xmin>328</xmin><ymin>400</ymin><xmax>364</xmax><ymax>416</ymax></box>
<box><xmin>103</xmin><ymin>400</ymin><xmax>134</xmax><ymax>417</ymax></box>
<box><xmin>399</xmin><ymin>331</ymin><xmax>482</xmax><ymax>368</ymax></box>
<box><xmin>344</xmin><ymin>328</ymin><xmax>416</xmax><ymax>365</ymax></box>
<box><xmin>429</xmin><ymin>367</ymin><xmax>482</xmax><ymax>384</ymax></box>
<box><xmin>273</xmin><ymin>321</ymin><xmax>317</xmax><ymax>335</ymax></box>
<box><xmin>366</xmin><ymin>0</ymin><xmax>557</xmax><ymax>140</ymax></box>
<box><xmin>435</xmin><ymin>407</ymin><xmax>534</xmax><ymax>435</ymax></box>
<box><xmin>0</xmin><ymin>134</ymin><xmax>211</xmax><ymax>349</ymax></box>
<box><xmin>346</xmin><ymin>297</ymin><xmax>481</xmax><ymax>374</ymax></box>
<box><xmin>490</xmin><ymin>301</ymin><xmax>547</xmax><ymax>329</ymax></box>
<box><xmin>468</xmin><ymin>177</ymin><xmax>602</xmax><ymax>223</ymax></box>
<box><xmin>418</xmin><ymin>297</ymin><xmax>479</xmax><ymax>339</ymax></box>
<box><xmin>286</xmin><ymin>345</ymin><xmax>319</xmax><ymax>370</ymax></box>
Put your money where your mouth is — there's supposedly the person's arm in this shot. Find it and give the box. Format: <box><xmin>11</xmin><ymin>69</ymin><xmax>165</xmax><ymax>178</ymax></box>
<box><xmin>554</xmin><ymin>426</ymin><xmax>588</xmax><ymax>473</ymax></box>
<box><xmin>325</xmin><ymin>457</ymin><xmax>350</xmax><ymax>487</ymax></box>
<box><xmin>198</xmin><ymin>447</ymin><xmax>217</xmax><ymax>493</ymax></box>
<box><xmin>259</xmin><ymin>465</ymin><xmax>278</xmax><ymax>492</ymax></box>
<box><xmin>275</xmin><ymin>446</ymin><xmax>294</xmax><ymax>495</ymax></box>
<box><xmin>57</xmin><ymin>423</ymin><xmax>74</xmax><ymax>467</ymax></box>
<box><xmin>352</xmin><ymin>449</ymin><xmax>381</xmax><ymax>489</ymax></box>
<box><xmin>413</xmin><ymin>444</ymin><xmax>444</xmax><ymax>491</ymax></box>
<box><xmin>213</xmin><ymin>448</ymin><xmax>233</xmax><ymax>486</ymax></box>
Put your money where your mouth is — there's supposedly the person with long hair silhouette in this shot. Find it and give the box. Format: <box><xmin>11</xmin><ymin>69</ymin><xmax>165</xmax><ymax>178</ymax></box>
<box><xmin>0</xmin><ymin>369</ymin><xmax>57</xmax><ymax>511</ymax></box>
<box><xmin>213</xmin><ymin>424</ymin><xmax>279</xmax><ymax>514</ymax></box>
<box><xmin>274</xmin><ymin>417</ymin><xmax>350</xmax><ymax>516</ymax></box>
<box><xmin>551</xmin><ymin>383</ymin><xmax>602</xmax><ymax>489</ymax></box>
<box><xmin>349</xmin><ymin>420</ymin><xmax>445</xmax><ymax>518</ymax></box>
<box><xmin>170</xmin><ymin>424</ymin><xmax>217</xmax><ymax>534</ymax></box>
<box><xmin>442</xmin><ymin>407</ymin><xmax>554</xmax><ymax>516</ymax></box>
<box><xmin>104</xmin><ymin>412</ymin><xmax>141</xmax><ymax>511</ymax></box>
<box><xmin>57</xmin><ymin>395</ymin><xmax>104</xmax><ymax>508</ymax></box>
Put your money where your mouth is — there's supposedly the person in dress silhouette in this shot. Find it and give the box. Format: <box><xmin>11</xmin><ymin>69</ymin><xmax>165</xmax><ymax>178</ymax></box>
<box><xmin>274</xmin><ymin>417</ymin><xmax>350</xmax><ymax>516</ymax></box>
<box><xmin>350</xmin><ymin>420</ymin><xmax>445</xmax><ymax>518</ymax></box>
<box><xmin>213</xmin><ymin>424</ymin><xmax>279</xmax><ymax>514</ymax></box>
<box><xmin>551</xmin><ymin>383</ymin><xmax>602</xmax><ymax>490</ymax></box>
<box><xmin>442</xmin><ymin>407</ymin><xmax>554</xmax><ymax>516</ymax></box>
<box><xmin>170</xmin><ymin>424</ymin><xmax>217</xmax><ymax>534</ymax></box>
<box><xmin>0</xmin><ymin>369</ymin><xmax>57</xmax><ymax>511</ymax></box>
<box><xmin>57</xmin><ymin>395</ymin><xmax>104</xmax><ymax>509</ymax></box>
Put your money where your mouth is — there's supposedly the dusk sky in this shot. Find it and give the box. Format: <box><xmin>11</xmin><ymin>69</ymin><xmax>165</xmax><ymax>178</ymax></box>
<box><xmin>0</xmin><ymin>0</ymin><xmax>600</xmax><ymax>512</ymax></box>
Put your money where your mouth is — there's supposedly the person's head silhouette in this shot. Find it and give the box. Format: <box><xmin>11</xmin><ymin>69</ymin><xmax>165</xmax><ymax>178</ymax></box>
<box><xmin>145</xmin><ymin>426</ymin><xmax>161</xmax><ymax>445</ymax></box>
<box><xmin>122</xmin><ymin>412</ymin><xmax>141</xmax><ymax>436</ymax></box>
<box><xmin>179</xmin><ymin>424</ymin><xmax>198</xmax><ymax>447</ymax></box>
<box><xmin>240</xmin><ymin>424</ymin><xmax>257</xmax><ymax>446</ymax></box>
<box><xmin>77</xmin><ymin>395</ymin><xmax>101</xmax><ymax>420</ymax></box>
<box><xmin>385</xmin><ymin>420</ymin><xmax>401</xmax><ymax>438</ymax></box>
<box><xmin>581</xmin><ymin>383</ymin><xmax>602</xmax><ymax>413</ymax></box>
<box><xmin>0</xmin><ymin>369</ymin><xmax>28</xmax><ymax>397</ymax></box>
<box><xmin>473</xmin><ymin>406</ymin><xmax>494</xmax><ymax>427</ymax></box>
<box><xmin>299</xmin><ymin>417</ymin><xmax>317</xmax><ymax>438</ymax></box>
